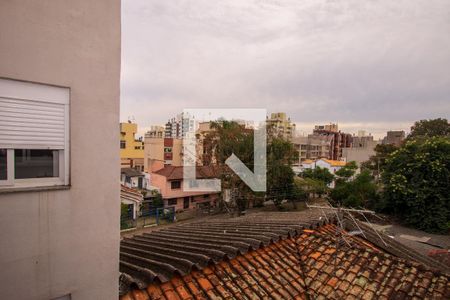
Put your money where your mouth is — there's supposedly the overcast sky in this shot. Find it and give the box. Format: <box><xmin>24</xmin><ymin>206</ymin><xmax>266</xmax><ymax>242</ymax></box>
<box><xmin>121</xmin><ymin>0</ymin><xmax>450</xmax><ymax>138</ymax></box>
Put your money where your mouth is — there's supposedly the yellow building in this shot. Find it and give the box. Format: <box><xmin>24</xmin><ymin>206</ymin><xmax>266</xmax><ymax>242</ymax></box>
<box><xmin>266</xmin><ymin>112</ymin><xmax>296</xmax><ymax>140</ymax></box>
<box><xmin>120</xmin><ymin>122</ymin><xmax>144</xmax><ymax>170</ymax></box>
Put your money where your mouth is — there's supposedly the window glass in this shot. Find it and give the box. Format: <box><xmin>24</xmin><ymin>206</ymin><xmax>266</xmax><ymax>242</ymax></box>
<box><xmin>171</xmin><ymin>180</ymin><xmax>181</xmax><ymax>189</ymax></box>
<box><xmin>0</xmin><ymin>149</ymin><xmax>7</xmax><ymax>180</ymax></box>
<box><xmin>14</xmin><ymin>149</ymin><xmax>59</xmax><ymax>179</ymax></box>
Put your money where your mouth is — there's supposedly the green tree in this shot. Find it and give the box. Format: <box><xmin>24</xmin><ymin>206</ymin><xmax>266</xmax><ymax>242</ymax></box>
<box><xmin>299</xmin><ymin>177</ymin><xmax>329</xmax><ymax>199</ymax></box>
<box><xmin>266</xmin><ymin>138</ymin><xmax>298</xmax><ymax>208</ymax></box>
<box><xmin>206</xmin><ymin>122</ymin><xmax>298</xmax><ymax>211</ymax></box>
<box><xmin>335</xmin><ymin>161</ymin><xmax>358</xmax><ymax>181</ymax></box>
<box><xmin>292</xmin><ymin>177</ymin><xmax>308</xmax><ymax>202</ymax></box>
<box><xmin>206</xmin><ymin>121</ymin><xmax>255</xmax><ymax>211</ymax></box>
<box><xmin>382</xmin><ymin>137</ymin><xmax>450</xmax><ymax>233</ymax></box>
<box><xmin>407</xmin><ymin>118</ymin><xmax>450</xmax><ymax>141</ymax></box>
<box><xmin>361</xmin><ymin>144</ymin><xmax>398</xmax><ymax>177</ymax></box>
<box><xmin>152</xmin><ymin>191</ymin><xmax>163</xmax><ymax>208</ymax></box>
<box><xmin>330</xmin><ymin>170</ymin><xmax>379</xmax><ymax>208</ymax></box>
<box><xmin>302</xmin><ymin>167</ymin><xmax>334</xmax><ymax>185</ymax></box>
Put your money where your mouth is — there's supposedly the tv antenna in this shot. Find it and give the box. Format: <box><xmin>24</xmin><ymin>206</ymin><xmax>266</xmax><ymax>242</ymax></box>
<box><xmin>306</xmin><ymin>201</ymin><xmax>387</xmax><ymax>248</ymax></box>
<box><xmin>300</xmin><ymin>201</ymin><xmax>389</xmax><ymax>298</ymax></box>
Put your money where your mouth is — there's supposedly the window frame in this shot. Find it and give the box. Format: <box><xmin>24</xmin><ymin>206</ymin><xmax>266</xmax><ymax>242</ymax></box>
<box><xmin>170</xmin><ymin>180</ymin><xmax>181</xmax><ymax>189</ymax></box>
<box><xmin>0</xmin><ymin>78</ymin><xmax>70</xmax><ymax>190</ymax></box>
<box><xmin>0</xmin><ymin>149</ymin><xmax>14</xmax><ymax>186</ymax></box>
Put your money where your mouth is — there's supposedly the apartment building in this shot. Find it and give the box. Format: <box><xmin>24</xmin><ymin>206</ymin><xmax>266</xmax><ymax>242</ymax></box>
<box><xmin>266</xmin><ymin>112</ymin><xmax>296</xmax><ymax>140</ymax></box>
<box><xmin>311</xmin><ymin>123</ymin><xmax>352</xmax><ymax>160</ymax></box>
<box><xmin>164</xmin><ymin>112</ymin><xmax>195</xmax><ymax>138</ymax></box>
<box><xmin>292</xmin><ymin>135</ymin><xmax>333</xmax><ymax>164</ymax></box>
<box><xmin>0</xmin><ymin>1</ymin><xmax>121</xmax><ymax>299</ymax></box>
<box><xmin>352</xmin><ymin>130</ymin><xmax>375</xmax><ymax>148</ymax></box>
<box><xmin>342</xmin><ymin>131</ymin><xmax>379</xmax><ymax>167</ymax></box>
<box><xmin>144</xmin><ymin>135</ymin><xmax>183</xmax><ymax>171</ymax></box>
<box><xmin>196</xmin><ymin>121</ymin><xmax>216</xmax><ymax>166</ymax></box>
<box><xmin>382</xmin><ymin>130</ymin><xmax>405</xmax><ymax>147</ymax></box>
<box><xmin>120</xmin><ymin>122</ymin><xmax>145</xmax><ymax>170</ymax></box>
<box><xmin>146</xmin><ymin>125</ymin><xmax>165</xmax><ymax>138</ymax></box>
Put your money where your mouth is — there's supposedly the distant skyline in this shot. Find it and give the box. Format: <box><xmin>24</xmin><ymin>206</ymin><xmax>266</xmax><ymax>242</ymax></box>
<box><xmin>121</xmin><ymin>0</ymin><xmax>450</xmax><ymax>139</ymax></box>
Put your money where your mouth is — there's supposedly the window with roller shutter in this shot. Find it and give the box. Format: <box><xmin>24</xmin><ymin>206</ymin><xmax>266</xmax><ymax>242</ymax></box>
<box><xmin>0</xmin><ymin>78</ymin><xmax>69</xmax><ymax>189</ymax></box>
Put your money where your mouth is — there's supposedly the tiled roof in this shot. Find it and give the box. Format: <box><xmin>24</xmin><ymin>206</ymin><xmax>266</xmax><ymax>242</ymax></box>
<box><xmin>154</xmin><ymin>166</ymin><xmax>218</xmax><ymax>181</ymax></box>
<box><xmin>298</xmin><ymin>225</ymin><xmax>450</xmax><ymax>299</ymax></box>
<box><xmin>122</xmin><ymin>168</ymin><xmax>145</xmax><ymax>177</ymax></box>
<box><xmin>121</xmin><ymin>185</ymin><xmax>143</xmax><ymax>203</ymax></box>
<box><xmin>121</xmin><ymin>238</ymin><xmax>306</xmax><ymax>300</ymax></box>
<box><xmin>119</xmin><ymin>213</ymin><xmax>450</xmax><ymax>299</ymax></box>
<box><xmin>321</xmin><ymin>158</ymin><xmax>347</xmax><ymax>167</ymax></box>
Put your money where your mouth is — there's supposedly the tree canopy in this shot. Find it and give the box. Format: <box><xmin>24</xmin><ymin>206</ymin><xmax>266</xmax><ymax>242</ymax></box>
<box><xmin>297</xmin><ymin>177</ymin><xmax>329</xmax><ymax>199</ymax></box>
<box><xmin>381</xmin><ymin>137</ymin><xmax>450</xmax><ymax>233</ymax></box>
<box><xmin>266</xmin><ymin>138</ymin><xmax>298</xmax><ymax>207</ymax></box>
<box><xmin>330</xmin><ymin>170</ymin><xmax>379</xmax><ymax>208</ymax></box>
<box><xmin>335</xmin><ymin>161</ymin><xmax>357</xmax><ymax>181</ymax></box>
<box><xmin>407</xmin><ymin>118</ymin><xmax>450</xmax><ymax>141</ymax></box>
<box><xmin>361</xmin><ymin>143</ymin><xmax>398</xmax><ymax>177</ymax></box>
<box><xmin>205</xmin><ymin>121</ymin><xmax>298</xmax><ymax>210</ymax></box>
<box><xmin>301</xmin><ymin>167</ymin><xmax>334</xmax><ymax>185</ymax></box>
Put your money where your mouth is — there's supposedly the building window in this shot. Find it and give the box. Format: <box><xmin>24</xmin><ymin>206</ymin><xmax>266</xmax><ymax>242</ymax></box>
<box><xmin>14</xmin><ymin>149</ymin><xmax>59</xmax><ymax>179</ymax></box>
<box><xmin>171</xmin><ymin>180</ymin><xmax>181</xmax><ymax>189</ymax></box>
<box><xmin>0</xmin><ymin>149</ymin><xmax>7</xmax><ymax>180</ymax></box>
<box><xmin>120</xmin><ymin>140</ymin><xmax>126</xmax><ymax>149</ymax></box>
<box><xmin>0</xmin><ymin>79</ymin><xmax>69</xmax><ymax>189</ymax></box>
<box><xmin>168</xmin><ymin>199</ymin><xmax>177</xmax><ymax>206</ymax></box>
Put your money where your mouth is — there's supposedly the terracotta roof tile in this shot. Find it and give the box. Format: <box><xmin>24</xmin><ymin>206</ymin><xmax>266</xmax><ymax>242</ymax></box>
<box><xmin>120</xmin><ymin>213</ymin><xmax>449</xmax><ymax>299</ymax></box>
<box><xmin>154</xmin><ymin>166</ymin><xmax>218</xmax><ymax>181</ymax></box>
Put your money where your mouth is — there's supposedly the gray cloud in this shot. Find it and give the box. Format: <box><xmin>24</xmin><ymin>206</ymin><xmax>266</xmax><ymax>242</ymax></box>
<box><xmin>121</xmin><ymin>0</ymin><xmax>450</xmax><ymax>138</ymax></box>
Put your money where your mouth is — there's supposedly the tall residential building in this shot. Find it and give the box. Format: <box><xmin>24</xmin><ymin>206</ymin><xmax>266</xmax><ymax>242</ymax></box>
<box><xmin>196</xmin><ymin>121</ymin><xmax>217</xmax><ymax>166</ymax></box>
<box><xmin>314</xmin><ymin>123</ymin><xmax>339</xmax><ymax>132</ymax></box>
<box><xmin>342</xmin><ymin>131</ymin><xmax>379</xmax><ymax>167</ymax></box>
<box><xmin>292</xmin><ymin>135</ymin><xmax>333</xmax><ymax>164</ymax></box>
<box><xmin>352</xmin><ymin>130</ymin><xmax>375</xmax><ymax>148</ymax></box>
<box><xmin>311</xmin><ymin>123</ymin><xmax>352</xmax><ymax>160</ymax></box>
<box><xmin>382</xmin><ymin>130</ymin><xmax>405</xmax><ymax>147</ymax></box>
<box><xmin>144</xmin><ymin>134</ymin><xmax>183</xmax><ymax>172</ymax></box>
<box><xmin>0</xmin><ymin>1</ymin><xmax>120</xmax><ymax>299</ymax></box>
<box><xmin>146</xmin><ymin>125</ymin><xmax>165</xmax><ymax>138</ymax></box>
<box><xmin>120</xmin><ymin>122</ymin><xmax>145</xmax><ymax>170</ymax></box>
<box><xmin>266</xmin><ymin>112</ymin><xmax>296</xmax><ymax>140</ymax></box>
<box><xmin>165</xmin><ymin>112</ymin><xmax>195</xmax><ymax>138</ymax></box>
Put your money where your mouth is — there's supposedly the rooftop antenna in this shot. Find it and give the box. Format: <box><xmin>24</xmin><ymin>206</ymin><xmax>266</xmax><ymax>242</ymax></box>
<box><xmin>300</xmin><ymin>201</ymin><xmax>389</xmax><ymax>298</ymax></box>
<box><xmin>305</xmin><ymin>201</ymin><xmax>386</xmax><ymax>292</ymax></box>
<box><xmin>306</xmin><ymin>201</ymin><xmax>388</xmax><ymax>269</ymax></box>
<box><xmin>306</xmin><ymin>202</ymin><xmax>386</xmax><ymax>243</ymax></box>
